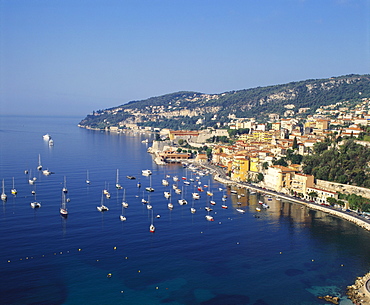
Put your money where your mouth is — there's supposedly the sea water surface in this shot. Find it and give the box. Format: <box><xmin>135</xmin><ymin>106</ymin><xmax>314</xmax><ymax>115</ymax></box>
<box><xmin>0</xmin><ymin>115</ymin><xmax>370</xmax><ymax>305</ymax></box>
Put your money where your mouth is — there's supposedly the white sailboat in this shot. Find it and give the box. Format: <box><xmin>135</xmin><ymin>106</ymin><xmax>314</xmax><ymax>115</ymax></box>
<box><xmin>62</xmin><ymin>176</ymin><xmax>68</xmax><ymax>193</ymax></box>
<box><xmin>145</xmin><ymin>175</ymin><xmax>154</xmax><ymax>192</ymax></box>
<box><xmin>11</xmin><ymin>177</ymin><xmax>17</xmax><ymax>195</ymax></box>
<box><xmin>43</xmin><ymin>133</ymin><xmax>51</xmax><ymax>140</ymax></box>
<box><xmin>1</xmin><ymin>179</ymin><xmax>7</xmax><ymax>201</ymax></box>
<box><xmin>30</xmin><ymin>186</ymin><xmax>41</xmax><ymax>208</ymax></box>
<box><xmin>149</xmin><ymin>209</ymin><xmax>155</xmax><ymax>233</ymax></box>
<box><xmin>97</xmin><ymin>191</ymin><xmax>109</xmax><ymax>212</ymax></box>
<box><xmin>37</xmin><ymin>154</ymin><xmax>42</xmax><ymax>171</ymax></box>
<box><xmin>28</xmin><ymin>170</ymin><xmax>35</xmax><ymax>185</ymax></box>
<box><xmin>162</xmin><ymin>179</ymin><xmax>169</xmax><ymax>186</ymax></box>
<box><xmin>190</xmin><ymin>199</ymin><xmax>196</xmax><ymax>214</ymax></box>
<box><xmin>164</xmin><ymin>191</ymin><xmax>171</xmax><ymax>199</ymax></box>
<box><xmin>86</xmin><ymin>170</ymin><xmax>91</xmax><ymax>184</ymax></box>
<box><xmin>60</xmin><ymin>190</ymin><xmax>68</xmax><ymax>217</ymax></box>
<box><xmin>116</xmin><ymin>169</ymin><xmax>122</xmax><ymax>189</ymax></box>
<box><xmin>178</xmin><ymin>187</ymin><xmax>187</xmax><ymax>205</ymax></box>
<box><xmin>121</xmin><ymin>189</ymin><xmax>128</xmax><ymax>208</ymax></box>
<box><xmin>141</xmin><ymin>191</ymin><xmax>148</xmax><ymax>204</ymax></box>
<box><xmin>120</xmin><ymin>189</ymin><xmax>127</xmax><ymax>221</ymax></box>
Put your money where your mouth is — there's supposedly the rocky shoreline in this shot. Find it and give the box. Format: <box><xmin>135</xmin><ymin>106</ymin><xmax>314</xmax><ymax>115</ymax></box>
<box><xmin>346</xmin><ymin>272</ymin><xmax>370</xmax><ymax>304</ymax></box>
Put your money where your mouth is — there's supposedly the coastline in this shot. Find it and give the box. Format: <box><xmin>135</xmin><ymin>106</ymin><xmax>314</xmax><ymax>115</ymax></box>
<box><xmin>196</xmin><ymin>161</ymin><xmax>370</xmax><ymax>304</ymax></box>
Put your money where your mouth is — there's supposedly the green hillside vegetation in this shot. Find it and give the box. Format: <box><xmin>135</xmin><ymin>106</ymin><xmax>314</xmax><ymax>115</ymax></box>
<box><xmin>79</xmin><ymin>74</ymin><xmax>370</xmax><ymax>130</ymax></box>
<box><xmin>302</xmin><ymin>139</ymin><xmax>370</xmax><ymax>187</ymax></box>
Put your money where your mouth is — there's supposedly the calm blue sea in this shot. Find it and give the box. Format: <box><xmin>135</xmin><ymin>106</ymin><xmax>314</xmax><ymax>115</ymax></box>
<box><xmin>0</xmin><ymin>115</ymin><xmax>369</xmax><ymax>305</ymax></box>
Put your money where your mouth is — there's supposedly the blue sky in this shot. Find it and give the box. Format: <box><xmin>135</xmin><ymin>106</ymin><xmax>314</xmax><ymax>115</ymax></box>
<box><xmin>1</xmin><ymin>0</ymin><xmax>369</xmax><ymax>116</ymax></box>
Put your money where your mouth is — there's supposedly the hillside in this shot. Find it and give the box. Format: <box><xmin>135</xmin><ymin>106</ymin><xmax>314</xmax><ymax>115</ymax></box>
<box><xmin>79</xmin><ymin>74</ymin><xmax>370</xmax><ymax>130</ymax></box>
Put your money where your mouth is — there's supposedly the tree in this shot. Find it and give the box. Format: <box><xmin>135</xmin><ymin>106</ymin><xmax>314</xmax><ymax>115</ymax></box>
<box><xmin>178</xmin><ymin>139</ymin><xmax>184</xmax><ymax>146</ymax></box>
<box><xmin>292</xmin><ymin>136</ymin><xmax>298</xmax><ymax>149</ymax></box>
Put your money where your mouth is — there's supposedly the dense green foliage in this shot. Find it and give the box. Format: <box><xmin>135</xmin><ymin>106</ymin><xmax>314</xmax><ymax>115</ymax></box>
<box><xmin>302</xmin><ymin>139</ymin><xmax>370</xmax><ymax>187</ymax></box>
<box><xmin>79</xmin><ymin>74</ymin><xmax>370</xmax><ymax>130</ymax></box>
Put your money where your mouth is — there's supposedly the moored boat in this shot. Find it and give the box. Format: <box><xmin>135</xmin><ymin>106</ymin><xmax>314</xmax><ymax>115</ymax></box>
<box><xmin>1</xmin><ymin>179</ymin><xmax>7</xmax><ymax>201</ymax></box>
<box><xmin>97</xmin><ymin>191</ymin><xmax>109</xmax><ymax>212</ymax></box>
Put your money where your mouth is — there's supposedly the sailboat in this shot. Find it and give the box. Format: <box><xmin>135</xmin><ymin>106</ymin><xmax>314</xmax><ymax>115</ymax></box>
<box><xmin>190</xmin><ymin>198</ymin><xmax>196</xmax><ymax>214</ymax></box>
<box><xmin>37</xmin><ymin>154</ymin><xmax>42</xmax><ymax>171</ymax></box>
<box><xmin>145</xmin><ymin>175</ymin><xmax>154</xmax><ymax>192</ymax></box>
<box><xmin>121</xmin><ymin>189</ymin><xmax>128</xmax><ymax>208</ymax></box>
<box><xmin>116</xmin><ymin>169</ymin><xmax>122</xmax><ymax>189</ymax></box>
<box><xmin>178</xmin><ymin>187</ymin><xmax>187</xmax><ymax>205</ymax></box>
<box><xmin>60</xmin><ymin>190</ymin><xmax>68</xmax><ymax>217</ymax></box>
<box><xmin>1</xmin><ymin>179</ymin><xmax>7</xmax><ymax>201</ymax></box>
<box><xmin>97</xmin><ymin>191</ymin><xmax>109</xmax><ymax>212</ymax></box>
<box><xmin>164</xmin><ymin>191</ymin><xmax>171</xmax><ymax>199</ymax></box>
<box><xmin>86</xmin><ymin>170</ymin><xmax>90</xmax><ymax>184</ymax></box>
<box><xmin>149</xmin><ymin>209</ymin><xmax>155</xmax><ymax>233</ymax></box>
<box><xmin>11</xmin><ymin>177</ymin><xmax>17</xmax><ymax>195</ymax></box>
<box><xmin>30</xmin><ymin>186</ymin><xmax>41</xmax><ymax>208</ymax></box>
<box><xmin>28</xmin><ymin>170</ymin><xmax>36</xmax><ymax>185</ymax></box>
<box><xmin>62</xmin><ymin>176</ymin><xmax>68</xmax><ymax>193</ymax></box>
<box><xmin>120</xmin><ymin>189</ymin><xmax>127</xmax><ymax>221</ymax></box>
<box><xmin>146</xmin><ymin>193</ymin><xmax>153</xmax><ymax>210</ymax></box>
<box><xmin>141</xmin><ymin>191</ymin><xmax>148</xmax><ymax>204</ymax></box>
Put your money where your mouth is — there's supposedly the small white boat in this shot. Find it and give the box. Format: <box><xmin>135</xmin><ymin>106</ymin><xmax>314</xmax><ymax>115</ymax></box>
<box><xmin>149</xmin><ymin>224</ymin><xmax>155</xmax><ymax>232</ymax></box>
<box><xmin>121</xmin><ymin>189</ymin><xmax>128</xmax><ymax>208</ymax></box>
<box><xmin>262</xmin><ymin>203</ymin><xmax>269</xmax><ymax>209</ymax></box>
<box><xmin>31</xmin><ymin>189</ymin><xmax>41</xmax><ymax>208</ymax></box>
<box><xmin>37</xmin><ymin>154</ymin><xmax>42</xmax><ymax>171</ymax></box>
<box><xmin>86</xmin><ymin>170</ymin><xmax>91</xmax><ymax>184</ymax></box>
<box><xmin>221</xmin><ymin>204</ymin><xmax>228</xmax><ymax>209</ymax></box>
<box><xmin>62</xmin><ymin>176</ymin><xmax>68</xmax><ymax>193</ymax></box>
<box><xmin>192</xmin><ymin>192</ymin><xmax>200</xmax><ymax>199</ymax></box>
<box><xmin>168</xmin><ymin>202</ymin><xmax>174</xmax><ymax>210</ymax></box>
<box><xmin>97</xmin><ymin>191</ymin><xmax>109</xmax><ymax>212</ymax></box>
<box><xmin>60</xmin><ymin>191</ymin><xmax>68</xmax><ymax>217</ymax></box>
<box><xmin>173</xmin><ymin>176</ymin><xmax>179</xmax><ymax>182</ymax></box>
<box><xmin>147</xmin><ymin>204</ymin><xmax>152</xmax><ymax>210</ymax></box>
<box><xmin>256</xmin><ymin>207</ymin><xmax>261</xmax><ymax>212</ymax></box>
<box><xmin>164</xmin><ymin>191</ymin><xmax>171</xmax><ymax>199</ymax></box>
<box><xmin>1</xmin><ymin>179</ymin><xmax>7</xmax><ymax>201</ymax></box>
<box><xmin>205</xmin><ymin>206</ymin><xmax>213</xmax><ymax>212</ymax></box>
<box><xmin>236</xmin><ymin>208</ymin><xmax>245</xmax><ymax>214</ymax></box>
<box><xmin>178</xmin><ymin>199</ymin><xmax>188</xmax><ymax>205</ymax></box>
<box><xmin>190</xmin><ymin>207</ymin><xmax>196</xmax><ymax>214</ymax></box>
<box><xmin>120</xmin><ymin>215</ymin><xmax>127</xmax><ymax>222</ymax></box>
<box><xmin>11</xmin><ymin>177</ymin><xmax>17</xmax><ymax>195</ymax></box>
<box><xmin>31</xmin><ymin>201</ymin><xmax>41</xmax><ymax>208</ymax></box>
<box><xmin>149</xmin><ymin>210</ymin><xmax>155</xmax><ymax>232</ymax></box>
<box><xmin>162</xmin><ymin>179</ymin><xmax>169</xmax><ymax>186</ymax></box>
<box><xmin>183</xmin><ymin>181</ymin><xmax>190</xmax><ymax>185</ymax></box>
<box><xmin>145</xmin><ymin>175</ymin><xmax>154</xmax><ymax>192</ymax></box>
<box><xmin>42</xmin><ymin>169</ymin><xmax>51</xmax><ymax>176</ymax></box>
<box><xmin>116</xmin><ymin>169</ymin><xmax>122</xmax><ymax>189</ymax></box>
<box><xmin>142</xmin><ymin>169</ymin><xmax>152</xmax><ymax>176</ymax></box>
<box><xmin>210</xmin><ymin>200</ymin><xmax>216</xmax><ymax>205</ymax></box>
<box><xmin>43</xmin><ymin>134</ymin><xmax>51</xmax><ymax>140</ymax></box>
<box><xmin>48</xmin><ymin>139</ymin><xmax>54</xmax><ymax>146</ymax></box>
<box><xmin>205</xmin><ymin>215</ymin><xmax>214</xmax><ymax>221</ymax></box>
<box><xmin>127</xmin><ymin>175</ymin><xmax>136</xmax><ymax>180</ymax></box>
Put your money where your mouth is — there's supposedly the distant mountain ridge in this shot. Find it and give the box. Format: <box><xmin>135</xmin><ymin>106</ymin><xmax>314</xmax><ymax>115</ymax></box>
<box><xmin>79</xmin><ymin>74</ymin><xmax>370</xmax><ymax>130</ymax></box>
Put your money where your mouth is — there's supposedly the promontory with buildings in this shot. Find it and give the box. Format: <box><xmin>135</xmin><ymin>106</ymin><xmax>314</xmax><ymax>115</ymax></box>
<box><xmin>79</xmin><ymin>74</ymin><xmax>370</xmax><ymax>302</ymax></box>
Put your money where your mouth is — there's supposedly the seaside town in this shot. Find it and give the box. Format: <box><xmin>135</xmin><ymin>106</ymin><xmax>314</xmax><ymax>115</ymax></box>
<box><xmin>94</xmin><ymin>96</ymin><xmax>370</xmax><ymax>211</ymax></box>
<box><xmin>79</xmin><ymin>95</ymin><xmax>370</xmax><ymax>304</ymax></box>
